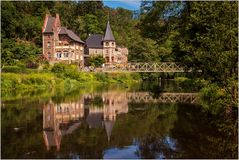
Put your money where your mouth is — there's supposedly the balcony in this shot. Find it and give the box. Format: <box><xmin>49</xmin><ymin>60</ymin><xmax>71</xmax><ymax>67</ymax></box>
<box><xmin>55</xmin><ymin>45</ymin><xmax>75</xmax><ymax>50</ymax></box>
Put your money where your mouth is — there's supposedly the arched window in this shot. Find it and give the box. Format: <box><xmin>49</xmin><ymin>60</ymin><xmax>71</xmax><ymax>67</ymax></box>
<box><xmin>47</xmin><ymin>42</ymin><xmax>51</xmax><ymax>48</ymax></box>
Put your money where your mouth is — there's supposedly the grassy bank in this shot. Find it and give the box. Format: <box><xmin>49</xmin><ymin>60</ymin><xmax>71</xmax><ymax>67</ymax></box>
<box><xmin>1</xmin><ymin>63</ymin><xmax>141</xmax><ymax>93</ymax></box>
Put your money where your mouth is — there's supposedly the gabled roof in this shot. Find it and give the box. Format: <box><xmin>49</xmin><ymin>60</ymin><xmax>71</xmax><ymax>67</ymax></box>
<box><xmin>43</xmin><ymin>16</ymin><xmax>56</xmax><ymax>33</ymax></box>
<box><xmin>86</xmin><ymin>113</ymin><xmax>103</xmax><ymax>128</ymax></box>
<box><xmin>85</xmin><ymin>34</ymin><xmax>103</xmax><ymax>48</ymax></box>
<box><xmin>103</xmin><ymin>21</ymin><xmax>115</xmax><ymax>41</ymax></box>
<box><xmin>59</xmin><ymin>27</ymin><xmax>84</xmax><ymax>44</ymax></box>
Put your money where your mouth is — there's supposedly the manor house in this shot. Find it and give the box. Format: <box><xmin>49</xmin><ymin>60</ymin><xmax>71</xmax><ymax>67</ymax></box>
<box><xmin>42</xmin><ymin>14</ymin><xmax>85</xmax><ymax>66</ymax></box>
<box><xmin>42</xmin><ymin>14</ymin><xmax>128</xmax><ymax>67</ymax></box>
<box><xmin>84</xmin><ymin>21</ymin><xmax>128</xmax><ymax>65</ymax></box>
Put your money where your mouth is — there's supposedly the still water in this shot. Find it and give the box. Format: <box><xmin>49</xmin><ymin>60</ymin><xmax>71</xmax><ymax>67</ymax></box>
<box><xmin>1</xmin><ymin>81</ymin><xmax>238</xmax><ymax>159</ymax></box>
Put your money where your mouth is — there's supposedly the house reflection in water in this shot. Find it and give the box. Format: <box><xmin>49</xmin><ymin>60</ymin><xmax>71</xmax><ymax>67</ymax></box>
<box><xmin>43</xmin><ymin>92</ymin><xmax>128</xmax><ymax>151</ymax></box>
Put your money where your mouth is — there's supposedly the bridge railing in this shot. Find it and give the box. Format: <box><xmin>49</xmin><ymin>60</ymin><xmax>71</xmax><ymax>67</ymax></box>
<box><xmin>102</xmin><ymin>62</ymin><xmax>191</xmax><ymax>73</ymax></box>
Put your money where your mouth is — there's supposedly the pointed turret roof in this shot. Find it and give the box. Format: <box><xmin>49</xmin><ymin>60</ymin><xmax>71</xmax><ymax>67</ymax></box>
<box><xmin>103</xmin><ymin>21</ymin><xmax>115</xmax><ymax>41</ymax></box>
<box><xmin>104</xmin><ymin>120</ymin><xmax>115</xmax><ymax>141</ymax></box>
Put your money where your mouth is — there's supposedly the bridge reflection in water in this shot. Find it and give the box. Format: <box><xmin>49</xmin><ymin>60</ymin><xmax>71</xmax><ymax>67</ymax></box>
<box><xmin>43</xmin><ymin>91</ymin><xmax>199</xmax><ymax>151</ymax></box>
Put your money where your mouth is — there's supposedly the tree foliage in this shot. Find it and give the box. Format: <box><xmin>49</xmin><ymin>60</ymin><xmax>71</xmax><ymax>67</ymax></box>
<box><xmin>139</xmin><ymin>1</ymin><xmax>238</xmax><ymax>109</ymax></box>
<box><xmin>89</xmin><ymin>55</ymin><xmax>105</xmax><ymax>67</ymax></box>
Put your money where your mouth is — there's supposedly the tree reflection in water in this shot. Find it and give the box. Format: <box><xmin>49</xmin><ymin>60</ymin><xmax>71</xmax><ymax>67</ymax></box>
<box><xmin>1</xmin><ymin>84</ymin><xmax>238</xmax><ymax>159</ymax></box>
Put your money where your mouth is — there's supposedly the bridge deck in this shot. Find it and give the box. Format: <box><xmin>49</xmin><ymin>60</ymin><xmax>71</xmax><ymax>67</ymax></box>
<box><xmin>102</xmin><ymin>62</ymin><xmax>191</xmax><ymax>73</ymax></box>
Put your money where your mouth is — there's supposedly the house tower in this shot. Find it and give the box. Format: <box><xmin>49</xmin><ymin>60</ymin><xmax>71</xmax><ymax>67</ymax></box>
<box><xmin>103</xmin><ymin>21</ymin><xmax>116</xmax><ymax>63</ymax></box>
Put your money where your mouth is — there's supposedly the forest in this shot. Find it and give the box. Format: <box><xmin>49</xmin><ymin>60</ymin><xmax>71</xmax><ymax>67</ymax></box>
<box><xmin>1</xmin><ymin>1</ymin><xmax>238</xmax><ymax>113</ymax></box>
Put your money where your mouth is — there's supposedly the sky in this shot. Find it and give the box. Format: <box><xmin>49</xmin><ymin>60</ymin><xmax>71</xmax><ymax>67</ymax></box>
<box><xmin>103</xmin><ymin>0</ymin><xmax>141</xmax><ymax>11</ymax></box>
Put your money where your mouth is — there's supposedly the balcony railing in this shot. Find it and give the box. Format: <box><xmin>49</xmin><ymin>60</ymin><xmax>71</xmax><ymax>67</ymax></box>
<box><xmin>55</xmin><ymin>45</ymin><xmax>75</xmax><ymax>49</ymax></box>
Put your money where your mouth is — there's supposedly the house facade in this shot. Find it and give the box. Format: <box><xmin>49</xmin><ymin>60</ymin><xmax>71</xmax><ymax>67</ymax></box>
<box><xmin>42</xmin><ymin>14</ymin><xmax>84</xmax><ymax>66</ymax></box>
<box><xmin>85</xmin><ymin>21</ymin><xmax>128</xmax><ymax>65</ymax></box>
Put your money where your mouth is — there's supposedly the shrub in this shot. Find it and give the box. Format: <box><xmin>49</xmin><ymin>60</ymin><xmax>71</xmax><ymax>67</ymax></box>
<box><xmin>199</xmin><ymin>83</ymin><xmax>229</xmax><ymax>114</ymax></box>
<box><xmin>1</xmin><ymin>73</ymin><xmax>21</xmax><ymax>89</ymax></box>
<box><xmin>51</xmin><ymin>63</ymin><xmax>66</xmax><ymax>73</ymax></box>
<box><xmin>26</xmin><ymin>62</ymin><xmax>39</xmax><ymax>69</ymax></box>
<box><xmin>2</xmin><ymin>66</ymin><xmax>22</xmax><ymax>73</ymax></box>
<box><xmin>89</xmin><ymin>55</ymin><xmax>105</xmax><ymax>67</ymax></box>
<box><xmin>95</xmin><ymin>73</ymin><xmax>109</xmax><ymax>82</ymax></box>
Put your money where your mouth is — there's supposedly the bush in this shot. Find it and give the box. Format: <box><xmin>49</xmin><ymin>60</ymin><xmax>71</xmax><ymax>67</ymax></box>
<box><xmin>199</xmin><ymin>83</ymin><xmax>229</xmax><ymax>114</ymax></box>
<box><xmin>89</xmin><ymin>55</ymin><xmax>105</xmax><ymax>67</ymax></box>
<box><xmin>2</xmin><ymin>66</ymin><xmax>22</xmax><ymax>73</ymax></box>
<box><xmin>26</xmin><ymin>62</ymin><xmax>39</xmax><ymax>69</ymax></box>
<box><xmin>1</xmin><ymin>73</ymin><xmax>21</xmax><ymax>89</ymax></box>
<box><xmin>95</xmin><ymin>72</ymin><xmax>109</xmax><ymax>82</ymax></box>
<box><xmin>51</xmin><ymin>63</ymin><xmax>67</xmax><ymax>73</ymax></box>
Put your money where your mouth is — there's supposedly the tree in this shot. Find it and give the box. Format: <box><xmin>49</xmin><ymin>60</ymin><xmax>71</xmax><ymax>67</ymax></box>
<box><xmin>89</xmin><ymin>55</ymin><xmax>105</xmax><ymax>67</ymax></box>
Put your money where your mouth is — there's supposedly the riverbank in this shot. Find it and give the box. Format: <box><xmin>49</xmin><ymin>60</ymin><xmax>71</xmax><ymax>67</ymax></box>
<box><xmin>175</xmin><ymin>76</ymin><xmax>238</xmax><ymax>115</ymax></box>
<box><xmin>1</xmin><ymin>71</ymin><xmax>141</xmax><ymax>91</ymax></box>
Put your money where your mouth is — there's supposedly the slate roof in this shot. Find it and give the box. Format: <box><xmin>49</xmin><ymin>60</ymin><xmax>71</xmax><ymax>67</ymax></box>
<box><xmin>103</xmin><ymin>21</ymin><xmax>115</xmax><ymax>41</ymax></box>
<box><xmin>85</xmin><ymin>34</ymin><xmax>103</xmax><ymax>48</ymax></box>
<box><xmin>86</xmin><ymin>113</ymin><xmax>103</xmax><ymax>128</ymax></box>
<box><xmin>59</xmin><ymin>27</ymin><xmax>84</xmax><ymax>44</ymax></box>
<box><xmin>104</xmin><ymin>120</ymin><xmax>115</xmax><ymax>141</ymax></box>
<box><xmin>43</xmin><ymin>16</ymin><xmax>56</xmax><ymax>33</ymax></box>
<box><xmin>43</xmin><ymin>15</ymin><xmax>84</xmax><ymax>44</ymax></box>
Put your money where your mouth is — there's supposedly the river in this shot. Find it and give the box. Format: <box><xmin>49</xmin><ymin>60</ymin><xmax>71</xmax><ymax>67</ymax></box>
<box><xmin>1</xmin><ymin>80</ymin><xmax>238</xmax><ymax>159</ymax></box>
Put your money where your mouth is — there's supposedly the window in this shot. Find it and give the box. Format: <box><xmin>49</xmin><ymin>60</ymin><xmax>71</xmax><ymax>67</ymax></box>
<box><xmin>47</xmin><ymin>42</ymin><xmax>51</xmax><ymax>48</ymax></box>
<box><xmin>57</xmin><ymin>105</ymin><xmax>62</xmax><ymax>112</ymax></box>
<box><xmin>106</xmin><ymin>42</ymin><xmax>109</xmax><ymax>46</ymax></box>
<box><xmin>112</xmin><ymin>42</ymin><xmax>114</xmax><ymax>46</ymax></box>
<box><xmin>64</xmin><ymin>52</ymin><xmax>68</xmax><ymax>57</ymax></box>
<box><xmin>106</xmin><ymin>50</ymin><xmax>109</xmax><ymax>53</ymax></box>
<box><xmin>57</xmin><ymin>53</ymin><xmax>61</xmax><ymax>58</ymax></box>
<box><xmin>48</xmin><ymin>52</ymin><xmax>51</xmax><ymax>58</ymax></box>
<box><xmin>48</xmin><ymin>35</ymin><xmax>50</xmax><ymax>39</ymax></box>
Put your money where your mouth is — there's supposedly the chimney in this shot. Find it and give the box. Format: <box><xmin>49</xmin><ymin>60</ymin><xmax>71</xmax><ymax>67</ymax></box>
<box><xmin>42</xmin><ymin>14</ymin><xmax>50</xmax><ymax>33</ymax></box>
<box><xmin>55</xmin><ymin>13</ymin><xmax>61</xmax><ymax>29</ymax></box>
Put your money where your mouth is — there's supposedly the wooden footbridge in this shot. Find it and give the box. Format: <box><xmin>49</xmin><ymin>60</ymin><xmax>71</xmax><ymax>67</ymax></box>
<box><xmin>101</xmin><ymin>62</ymin><xmax>191</xmax><ymax>73</ymax></box>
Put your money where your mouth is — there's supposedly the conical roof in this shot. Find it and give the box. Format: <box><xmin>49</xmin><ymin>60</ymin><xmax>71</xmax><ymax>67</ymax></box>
<box><xmin>104</xmin><ymin>120</ymin><xmax>115</xmax><ymax>141</ymax></box>
<box><xmin>103</xmin><ymin>21</ymin><xmax>115</xmax><ymax>41</ymax></box>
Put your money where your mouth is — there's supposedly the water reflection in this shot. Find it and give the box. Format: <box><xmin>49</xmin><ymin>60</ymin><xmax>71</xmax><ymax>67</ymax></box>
<box><xmin>2</xmin><ymin>83</ymin><xmax>237</xmax><ymax>159</ymax></box>
<box><xmin>43</xmin><ymin>91</ymin><xmax>130</xmax><ymax>151</ymax></box>
<box><xmin>42</xmin><ymin>91</ymin><xmax>198</xmax><ymax>151</ymax></box>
